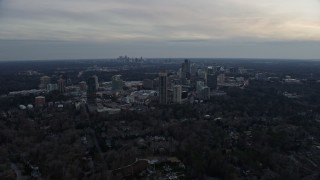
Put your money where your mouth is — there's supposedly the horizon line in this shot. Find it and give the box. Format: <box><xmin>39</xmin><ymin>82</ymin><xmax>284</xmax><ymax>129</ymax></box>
<box><xmin>0</xmin><ymin>57</ymin><xmax>320</xmax><ymax>62</ymax></box>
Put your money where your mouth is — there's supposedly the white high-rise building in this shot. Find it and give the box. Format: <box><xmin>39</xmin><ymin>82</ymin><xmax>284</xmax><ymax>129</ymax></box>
<box><xmin>173</xmin><ymin>85</ymin><xmax>182</xmax><ymax>104</ymax></box>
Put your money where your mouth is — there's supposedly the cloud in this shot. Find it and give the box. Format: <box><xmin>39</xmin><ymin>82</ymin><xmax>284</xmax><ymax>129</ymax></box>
<box><xmin>0</xmin><ymin>0</ymin><xmax>320</xmax><ymax>60</ymax></box>
<box><xmin>1</xmin><ymin>0</ymin><xmax>320</xmax><ymax>42</ymax></box>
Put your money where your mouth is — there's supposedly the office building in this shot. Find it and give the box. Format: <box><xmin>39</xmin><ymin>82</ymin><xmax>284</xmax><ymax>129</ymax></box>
<box><xmin>87</xmin><ymin>76</ymin><xmax>98</xmax><ymax>104</ymax></box>
<box><xmin>202</xmin><ymin>87</ymin><xmax>211</xmax><ymax>100</ymax></box>
<box><xmin>196</xmin><ymin>81</ymin><xmax>205</xmax><ymax>93</ymax></box>
<box><xmin>39</xmin><ymin>76</ymin><xmax>51</xmax><ymax>89</ymax></box>
<box><xmin>47</xmin><ymin>84</ymin><xmax>58</xmax><ymax>92</ymax></box>
<box><xmin>184</xmin><ymin>59</ymin><xmax>190</xmax><ymax>78</ymax></box>
<box><xmin>217</xmin><ymin>74</ymin><xmax>226</xmax><ymax>83</ymax></box>
<box><xmin>57</xmin><ymin>78</ymin><xmax>66</xmax><ymax>93</ymax></box>
<box><xmin>190</xmin><ymin>63</ymin><xmax>197</xmax><ymax>76</ymax></box>
<box><xmin>173</xmin><ymin>85</ymin><xmax>182</xmax><ymax>104</ymax></box>
<box><xmin>143</xmin><ymin>79</ymin><xmax>153</xmax><ymax>90</ymax></box>
<box><xmin>112</xmin><ymin>75</ymin><xmax>124</xmax><ymax>91</ymax></box>
<box><xmin>177</xmin><ymin>68</ymin><xmax>182</xmax><ymax>78</ymax></box>
<box><xmin>207</xmin><ymin>66</ymin><xmax>214</xmax><ymax>75</ymax></box>
<box><xmin>207</xmin><ymin>74</ymin><xmax>217</xmax><ymax>90</ymax></box>
<box><xmin>93</xmin><ymin>75</ymin><xmax>99</xmax><ymax>89</ymax></box>
<box><xmin>35</xmin><ymin>96</ymin><xmax>46</xmax><ymax>107</ymax></box>
<box><xmin>153</xmin><ymin>78</ymin><xmax>159</xmax><ymax>90</ymax></box>
<box><xmin>79</xmin><ymin>81</ymin><xmax>87</xmax><ymax>91</ymax></box>
<box><xmin>181</xmin><ymin>59</ymin><xmax>191</xmax><ymax>80</ymax></box>
<box><xmin>197</xmin><ymin>69</ymin><xmax>207</xmax><ymax>84</ymax></box>
<box><xmin>159</xmin><ymin>72</ymin><xmax>168</xmax><ymax>104</ymax></box>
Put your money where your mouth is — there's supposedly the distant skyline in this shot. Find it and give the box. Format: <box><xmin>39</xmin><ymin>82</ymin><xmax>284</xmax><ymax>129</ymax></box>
<box><xmin>1</xmin><ymin>0</ymin><xmax>320</xmax><ymax>60</ymax></box>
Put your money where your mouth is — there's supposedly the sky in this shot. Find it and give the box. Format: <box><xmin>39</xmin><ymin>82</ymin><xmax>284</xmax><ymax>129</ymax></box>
<box><xmin>0</xmin><ymin>0</ymin><xmax>320</xmax><ymax>60</ymax></box>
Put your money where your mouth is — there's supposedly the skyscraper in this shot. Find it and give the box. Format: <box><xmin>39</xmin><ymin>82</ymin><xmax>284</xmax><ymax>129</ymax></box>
<box><xmin>57</xmin><ymin>78</ymin><xmax>66</xmax><ymax>93</ymax></box>
<box><xmin>217</xmin><ymin>74</ymin><xmax>225</xmax><ymax>83</ymax></box>
<box><xmin>173</xmin><ymin>85</ymin><xmax>182</xmax><ymax>104</ymax></box>
<box><xmin>112</xmin><ymin>75</ymin><xmax>124</xmax><ymax>91</ymax></box>
<box><xmin>181</xmin><ymin>59</ymin><xmax>191</xmax><ymax>80</ymax></box>
<box><xmin>159</xmin><ymin>72</ymin><xmax>168</xmax><ymax>104</ymax></box>
<box><xmin>87</xmin><ymin>76</ymin><xmax>98</xmax><ymax>104</ymax></box>
<box><xmin>47</xmin><ymin>84</ymin><xmax>58</xmax><ymax>92</ymax></box>
<box><xmin>207</xmin><ymin>66</ymin><xmax>214</xmax><ymax>75</ymax></box>
<box><xmin>79</xmin><ymin>81</ymin><xmax>87</xmax><ymax>91</ymax></box>
<box><xmin>196</xmin><ymin>81</ymin><xmax>205</xmax><ymax>93</ymax></box>
<box><xmin>184</xmin><ymin>59</ymin><xmax>190</xmax><ymax>79</ymax></box>
<box><xmin>93</xmin><ymin>75</ymin><xmax>99</xmax><ymax>89</ymax></box>
<box><xmin>202</xmin><ymin>87</ymin><xmax>211</xmax><ymax>100</ymax></box>
<box><xmin>207</xmin><ymin>74</ymin><xmax>217</xmax><ymax>90</ymax></box>
<box><xmin>39</xmin><ymin>76</ymin><xmax>51</xmax><ymax>89</ymax></box>
<box><xmin>197</xmin><ymin>69</ymin><xmax>207</xmax><ymax>85</ymax></box>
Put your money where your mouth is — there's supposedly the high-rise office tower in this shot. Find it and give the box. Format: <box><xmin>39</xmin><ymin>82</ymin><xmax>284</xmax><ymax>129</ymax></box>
<box><xmin>181</xmin><ymin>63</ymin><xmax>187</xmax><ymax>79</ymax></box>
<box><xmin>202</xmin><ymin>86</ymin><xmax>211</xmax><ymax>100</ymax></box>
<box><xmin>197</xmin><ymin>69</ymin><xmax>207</xmax><ymax>85</ymax></box>
<box><xmin>185</xmin><ymin>59</ymin><xmax>190</xmax><ymax>79</ymax></box>
<box><xmin>93</xmin><ymin>75</ymin><xmax>99</xmax><ymax>89</ymax></box>
<box><xmin>112</xmin><ymin>75</ymin><xmax>124</xmax><ymax>91</ymax></box>
<box><xmin>47</xmin><ymin>84</ymin><xmax>58</xmax><ymax>92</ymax></box>
<box><xmin>57</xmin><ymin>78</ymin><xmax>66</xmax><ymax>93</ymax></box>
<box><xmin>196</xmin><ymin>81</ymin><xmax>205</xmax><ymax>93</ymax></box>
<box><xmin>39</xmin><ymin>76</ymin><xmax>51</xmax><ymax>89</ymax></box>
<box><xmin>79</xmin><ymin>81</ymin><xmax>87</xmax><ymax>91</ymax></box>
<box><xmin>159</xmin><ymin>72</ymin><xmax>168</xmax><ymax>104</ymax></box>
<box><xmin>190</xmin><ymin>63</ymin><xmax>197</xmax><ymax>76</ymax></box>
<box><xmin>217</xmin><ymin>74</ymin><xmax>225</xmax><ymax>83</ymax></box>
<box><xmin>207</xmin><ymin>74</ymin><xmax>217</xmax><ymax>90</ymax></box>
<box><xmin>87</xmin><ymin>76</ymin><xmax>98</xmax><ymax>104</ymax></box>
<box><xmin>173</xmin><ymin>85</ymin><xmax>182</xmax><ymax>104</ymax></box>
<box><xmin>207</xmin><ymin>66</ymin><xmax>214</xmax><ymax>75</ymax></box>
<box><xmin>181</xmin><ymin>59</ymin><xmax>191</xmax><ymax>80</ymax></box>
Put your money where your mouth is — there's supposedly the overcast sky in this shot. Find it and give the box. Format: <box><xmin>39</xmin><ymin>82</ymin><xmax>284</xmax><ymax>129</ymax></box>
<box><xmin>1</xmin><ymin>0</ymin><xmax>320</xmax><ymax>60</ymax></box>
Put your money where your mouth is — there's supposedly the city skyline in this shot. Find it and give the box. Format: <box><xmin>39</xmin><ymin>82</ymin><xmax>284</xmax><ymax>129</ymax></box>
<box><xmin>1</xmin><ymin>0</ymin><xmax>320</xmax><ymax>60</ymax></box>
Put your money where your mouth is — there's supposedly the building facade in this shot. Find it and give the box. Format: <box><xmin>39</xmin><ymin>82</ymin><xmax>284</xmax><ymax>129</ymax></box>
<box><xmin>143</xmin><ymin>79</ymin><xmax>153</xmax><ymax>90</ymax></box>
<box><xmin>79</xmin><ymin>81</ymin><xmax>87</xmax><ymax>91</ymax></box>
<box><xmin>39</xmin><ymin>76</ymin><xmax>51</xmax><ymax>89</ymax></box>
<box><xmin>112</xmin><ymin>75</ymin><xmax>124</xmax><ymax>91</ymax></box>
<box><xmin>35</xmin><ymin>96</ymin><xmax>46</xmax><ymax>107</ymax></box>
<box><xmin>207</xmin><ymin>74</ymin><xmax>217</xmax><ymax>90</ymax></box>
<box><xmin>173</xmin><ymin>85</ymin><xmax>182</xmax><ymax>104</ymax></box>
<box><xmin>87</xmin><ymin>76</ymin><xmax>98</xmax><ymax>104</ymax></box>
<box><xmin>57</xmin><ymin>78</ymin><xmax>66</xmax><ymax>93</ymax></box>
<box><xmin>159</xmin><ymin>72</ymin><xmax>168</xmax><ymax>104</ymax></box>
<box><xmin>47</xmin><ymin>84</ymin><xmax>58</xmax><ymax>92</ymax></box>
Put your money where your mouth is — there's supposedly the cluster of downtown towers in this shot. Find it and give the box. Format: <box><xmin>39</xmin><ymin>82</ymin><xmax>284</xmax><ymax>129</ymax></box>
<box><xmin>159</xmin><ymin>60</ymin><xmax>217</xmax><ymax>105</ymax></box>
<box><xmin>86</xmin><ymin>59</ymin><xmax>218</xmax><ymax>105</ymax></box>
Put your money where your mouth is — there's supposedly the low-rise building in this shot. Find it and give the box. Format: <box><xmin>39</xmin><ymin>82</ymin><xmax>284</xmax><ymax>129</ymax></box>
<box><xmin>35</xmin><ymin>96</ymin><xmax>46</xmax><ymax>107</ymax></box>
